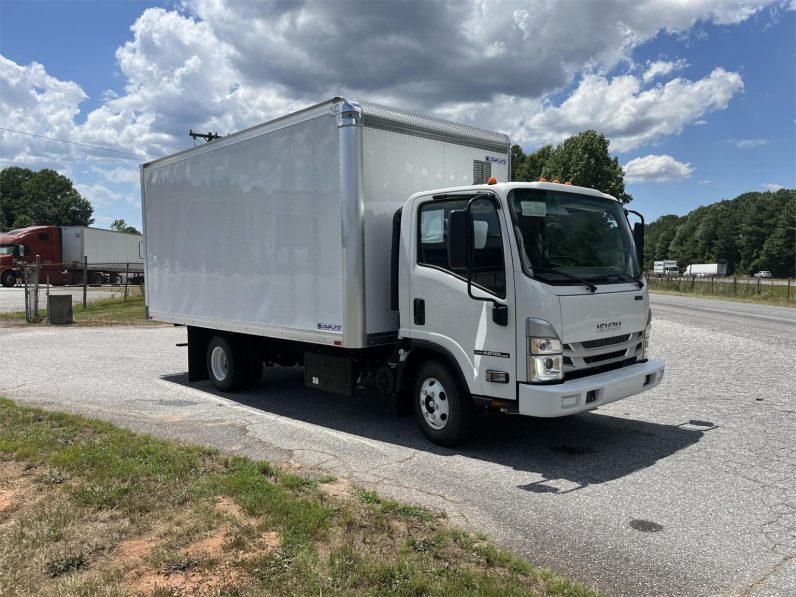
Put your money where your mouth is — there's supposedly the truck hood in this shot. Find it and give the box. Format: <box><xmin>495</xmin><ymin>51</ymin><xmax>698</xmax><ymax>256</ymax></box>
<box><xmin>559</xmin><ymin>290</ymin><xmax>647</xmax><ymax>342</ymax></box>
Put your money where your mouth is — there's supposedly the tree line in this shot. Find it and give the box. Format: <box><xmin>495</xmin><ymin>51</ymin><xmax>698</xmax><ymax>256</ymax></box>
<box><xmin>644</xmin><ymin>189</ymin><xmax>795</xmax><ymax>277</ymax></box>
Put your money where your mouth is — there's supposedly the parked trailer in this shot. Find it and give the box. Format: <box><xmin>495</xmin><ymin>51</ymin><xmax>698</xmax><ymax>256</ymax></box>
<box><xmin>142</xmin><ymin>97</ymin><xmax>664</xmax><ymax>446</ymax></box>
<box><xmin>0</xmin><ymin>225</ymin><xmax>144</xmax><ymax>286</ymax></box>
<box><xmin>685</xmin><ymin>263</ymin><xmax>727</xmax><ymax>277</ymax></box>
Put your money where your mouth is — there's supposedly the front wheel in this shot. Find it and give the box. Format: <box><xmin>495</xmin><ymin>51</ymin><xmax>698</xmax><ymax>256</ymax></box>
<box><xmin>1</xmin><ymin>270</ymin><xmax>15</xmax><ymax>287</ymax></box>
<box><xmin>413</xmin><ymin>361</ymin><xmax>472</xmax><ymax>447</ymax></box>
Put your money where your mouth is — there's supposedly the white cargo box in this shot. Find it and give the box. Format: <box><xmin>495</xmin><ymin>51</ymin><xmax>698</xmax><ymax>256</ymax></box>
<box><xmin>62</xmin><ymin>226</ymin><xmax>144</xmax><ymax>270</ymax></box>
<box><xmin>142</xmin><ymin>98</ymin><xmax>509</xmax><ymax>349</ymax></box>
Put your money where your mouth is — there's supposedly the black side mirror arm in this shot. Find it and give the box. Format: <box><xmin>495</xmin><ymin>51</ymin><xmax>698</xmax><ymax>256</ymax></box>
<box><xmin>462</xmin><ymin>196</ymin><xmax>509</xmax><ymax>326</ymax></box>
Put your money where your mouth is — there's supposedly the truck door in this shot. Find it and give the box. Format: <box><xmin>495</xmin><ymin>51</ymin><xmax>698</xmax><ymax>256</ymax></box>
<box><xmin>408</xmin><ymin>196</ymin><xmax>516</xmax><ymax>401</ymax></box>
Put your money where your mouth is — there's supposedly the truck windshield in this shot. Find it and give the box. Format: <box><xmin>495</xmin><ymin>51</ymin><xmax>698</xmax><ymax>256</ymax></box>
<box><xmin>0</xmin><ymin>244</ymin><xmax>19</xmax><ymax>256</ymax></box>
<box><xmin>509</xmin><ymin>189</ymin><xmax>640</xmax><ymax>286</ymax></box>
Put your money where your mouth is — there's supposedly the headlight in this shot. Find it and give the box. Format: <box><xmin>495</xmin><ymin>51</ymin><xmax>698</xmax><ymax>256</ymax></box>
<box><xmin>526</xmin><ymin>318</ymin><xmax>564</xmax><ymax>383</ymax></box>
<box><xmin>529</xmin><ymin>355</ymin><xmax>563</xmax><ymax>382</ymax></box>
<box><xmin>530</xmin><ymin>337</ymin><xmax>563</xmax><ymax>354</ymax></box>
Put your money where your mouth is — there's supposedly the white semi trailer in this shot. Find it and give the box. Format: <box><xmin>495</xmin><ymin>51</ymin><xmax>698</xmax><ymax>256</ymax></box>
<box><xmin>141</xmin><ymin>98</ymin><xmax>664</xmax><ymax>445</ymax></box>
<box><xmin>685</xmin><ymin>263</ymin><xmax>727</xmax><ymax>277</ymax></box>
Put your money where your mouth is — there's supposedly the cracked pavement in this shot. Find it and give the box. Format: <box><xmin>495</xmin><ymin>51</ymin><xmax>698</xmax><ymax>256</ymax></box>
<box><xmin>0</xmin><ymin>293</ymin><xmax>794</xmax><ymax>596</ymax></box>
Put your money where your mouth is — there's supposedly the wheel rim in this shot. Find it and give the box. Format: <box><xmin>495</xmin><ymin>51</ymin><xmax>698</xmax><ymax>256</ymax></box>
<box><xmin>419</xmin><ymin>377</ymin><xmax>450</xmax><ymax>430</ymax></box>
<box><xmin>210</xmin><ymin>346</ymin><xmax>228</xmax><ymax>381</ymax></box>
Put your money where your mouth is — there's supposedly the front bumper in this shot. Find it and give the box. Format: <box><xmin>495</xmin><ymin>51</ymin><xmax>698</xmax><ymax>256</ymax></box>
<box><xmin>518</xmin><ymin>359</ymin><xmax>664</xmax><ymax>417</ymax></box>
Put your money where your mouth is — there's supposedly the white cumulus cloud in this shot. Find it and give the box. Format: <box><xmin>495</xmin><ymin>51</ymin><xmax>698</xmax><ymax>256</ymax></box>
<box><xmin>623</xmin><ymin>155</ymin><xmax>694</xmax><ymax>182</ymax></box>
<box><xmin>761</xmin><ymin>183</ymin><xmax>785</xmax><ymax>191</ymax></box>
<box><xmin>0</xmin><ymin>0</ymin><xmax>789</xmax><ymax>199</ymax></box>
<box><xmin>642</xmin><ymin>59</ymin><xmax>689</xmax><ymax>83</ymax></box>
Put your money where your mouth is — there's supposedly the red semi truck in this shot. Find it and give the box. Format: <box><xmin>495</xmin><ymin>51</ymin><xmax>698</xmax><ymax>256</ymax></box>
<box><xmin>0</xmin><ymin>225</ymin><xmax>144</xmax><ymax>287</ymax></box>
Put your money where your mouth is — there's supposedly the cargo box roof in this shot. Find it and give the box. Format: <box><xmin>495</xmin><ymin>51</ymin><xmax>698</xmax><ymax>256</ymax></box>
<box><xmin>143</xmin><ymin>97</ymin><xmax>510</xmax><ymax>170</ymax></box>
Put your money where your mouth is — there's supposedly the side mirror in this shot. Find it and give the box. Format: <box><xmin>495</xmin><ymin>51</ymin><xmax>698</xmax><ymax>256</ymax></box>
<box><xmin>17</xmin><ymin>245</ymin><xmax>25</xmax><ymax>257</ymax></box>
<box><xmin>447</xmin><ymin>209</ymin><xmax>470</xmax><ymax>270</ymax></box>
<box><xmin>632</xmin><ymin>222</ymin><xmax>644</xmax><ymax>268</ymax></box>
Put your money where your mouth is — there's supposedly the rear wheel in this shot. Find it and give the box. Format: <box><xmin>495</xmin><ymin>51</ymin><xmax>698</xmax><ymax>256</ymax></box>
<box><xmin>207</xmin><ymin>335</ymin><xmax>247</xmax><ymax>392</ymax></box>
<box><xmin>413</xmin><ymin>360</ymin><xmax>472</xmax><ymax>446</ymax></box>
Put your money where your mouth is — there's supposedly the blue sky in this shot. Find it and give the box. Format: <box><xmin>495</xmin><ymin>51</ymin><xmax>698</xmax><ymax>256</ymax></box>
<box><xmin>1</xmin><ymin>0</ymin><xmax>794</xmax><ymax>230</ymax></box>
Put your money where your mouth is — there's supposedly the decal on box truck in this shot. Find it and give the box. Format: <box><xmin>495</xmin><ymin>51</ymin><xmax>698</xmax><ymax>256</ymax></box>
<box><xmin>485</xmin><ymin>155</ymin><xmax>507</xmax><ymax>165</ymax></box>
<box><xmin>317</xmin><ymin>322</ymin><xmax>342</xmax><ymax>332</ymax></box>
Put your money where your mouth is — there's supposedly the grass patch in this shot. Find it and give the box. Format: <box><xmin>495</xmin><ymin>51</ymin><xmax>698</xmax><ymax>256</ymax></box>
<box><xmin>0</xmin><ymin>293</ymin><xmax>160</xmax><ymax>326</ymax></box>
<box><xmin>0</xmin><ymin>397</ymin><xmax>599</xmax><ymax>596</ymax></box>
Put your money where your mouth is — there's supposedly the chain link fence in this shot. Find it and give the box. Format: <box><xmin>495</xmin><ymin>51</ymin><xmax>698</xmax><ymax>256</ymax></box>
<box><xmin>3</xmin><ymin>259</ymin><xmax>145</xmax><ymax>321</ymax></box>
<box><xmin>647</xmin><ymin>275</ymin><xmax>794</xmax><ymax>302</ymax></box>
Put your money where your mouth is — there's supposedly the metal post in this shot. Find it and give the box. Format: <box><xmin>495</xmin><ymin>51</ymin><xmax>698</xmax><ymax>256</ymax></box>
<box><xmin>33</xmin><ymin>255</ymin><xmax>40</xmax><ymax>319</ymax></box>
<box><xmin>124</xmin><ymin>263</ymin><xmax>129</xmax><ymax>301</ymax></box>
<box><xmin>757</xmin><ymin>277</ymin><xmax>761</xmax><ymax>295</ymax></box>
<box><xmin>788</xmin><ymin>279</ymin><xmax>791</xmax><ymax>300</ymax></box>
<box><xmin>82</xmin><ymin>256</ymin><xmax>88</xmax><ymax>309</ymax></box>
<box><xmin>733</xmin><ymin>277</ymin><xmax>736</xmax><ymax>295</ymax></box>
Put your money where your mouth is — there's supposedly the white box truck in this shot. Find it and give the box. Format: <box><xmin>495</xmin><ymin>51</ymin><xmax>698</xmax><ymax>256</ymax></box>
<box><xmin>141</xmin><ymin>98</ymin><xmax>664</xmax><ymax>445</ymax></box>
<box><xmin>685</xmin><ymin>263</ymin><xmax>727</xmax><ymax>277</ymax></box>
<box><xmin>653</xmin><ymin>260</ymin><xmax>679</xmax><ymax>276</ymax></box>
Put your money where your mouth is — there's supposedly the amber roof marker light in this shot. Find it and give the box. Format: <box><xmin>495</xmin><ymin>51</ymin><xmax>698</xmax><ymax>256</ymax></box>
<box><xmin>487</xmin><ymin>176</ymin><xmax>497</xmax><ymax>185</ymax></box>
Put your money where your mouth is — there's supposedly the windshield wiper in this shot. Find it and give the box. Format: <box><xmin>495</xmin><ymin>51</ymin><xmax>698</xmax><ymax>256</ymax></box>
<box><xmin>531</xmin><ymin>266</ymin><xmax>598</xmax><ymax>293</ymax></box>
<box><xmin>601</xmin><ymin>272</ymin><xmax>644</xmax><ymax>289</ymax></box>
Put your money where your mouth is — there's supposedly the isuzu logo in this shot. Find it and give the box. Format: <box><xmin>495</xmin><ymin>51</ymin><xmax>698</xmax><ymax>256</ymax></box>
<box><xmin>596</xmin><ymin>321</ymin><xmax>621</xmax><ymax>334</ymax></box>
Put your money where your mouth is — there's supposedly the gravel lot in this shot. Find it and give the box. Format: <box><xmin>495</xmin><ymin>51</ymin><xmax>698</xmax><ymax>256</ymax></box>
<box><xmin>0</xmin><ymin>293</ymin><xmax>793</xmax><ymax>596</ymax></box>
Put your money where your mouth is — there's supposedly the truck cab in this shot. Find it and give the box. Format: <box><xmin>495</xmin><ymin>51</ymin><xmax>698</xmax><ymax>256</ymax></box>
<box><xmin>0</xmin><ymin>226</ymin><xmax>63</xmax><ymax>287</ymax></box>
<box><xmin>395</xmin><ymin>181</ymin><xmax>664</xmax><ymax>443</ymax></box>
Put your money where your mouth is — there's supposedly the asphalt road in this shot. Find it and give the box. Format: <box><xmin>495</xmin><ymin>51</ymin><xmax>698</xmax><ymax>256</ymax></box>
<box><xmin>0</xmin><ymin>286</ymin><xmax>121</xmax><ymax>313</ymax></box>
<box><xmin>0</xmin><ymin>294</ymin><xmax>793</xmax><ymax>596</ymax></box>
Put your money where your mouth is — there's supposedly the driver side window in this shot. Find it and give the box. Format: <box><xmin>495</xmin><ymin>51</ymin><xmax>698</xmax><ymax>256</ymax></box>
<box><xmin>417</xmin><ymin>198</ymin><xmax>506</xmax><ymax>298</ymax></box>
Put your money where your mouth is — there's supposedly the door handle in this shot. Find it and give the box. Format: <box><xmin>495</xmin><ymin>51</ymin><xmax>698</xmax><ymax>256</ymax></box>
<box><xmin>414</xmin><ymin>298</ymin><xmax>425</xmax><ymax>325</ymax></box>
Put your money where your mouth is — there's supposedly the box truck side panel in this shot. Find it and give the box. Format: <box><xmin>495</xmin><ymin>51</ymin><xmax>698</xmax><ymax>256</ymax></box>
<box><xmin>143</xmin><ymin>114</ymin><xmax>343</xmax><ymax>343</ymax></box>
<box><xmin>361</xmin><ymin>127</ymin><xmax>509</xmax><ymax>338</ymax></box>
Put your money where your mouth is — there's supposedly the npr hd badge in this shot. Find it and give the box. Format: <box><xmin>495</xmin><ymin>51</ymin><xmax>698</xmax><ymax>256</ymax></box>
<box><xmin>596</xmin><ymin>322</ymin><xmax>622</xmax><ymax>334</ymax></box>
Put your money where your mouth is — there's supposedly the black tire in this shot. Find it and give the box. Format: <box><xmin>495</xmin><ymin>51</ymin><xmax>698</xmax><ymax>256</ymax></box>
<box><xmin>88</xmin><ymin>272</ymin><xmax>103</xmax><ymax>286</ymax></box>
<box><xmin>111</xmin><ymin>273</ymin><xmax>122</xmax><ymax>285</ymax></box>
<box><xmin>206</xmin><ymin>335</ymin><xmax>248</xmax><ymax>392</ymax></box>
<box><xmin>1</xmin><ymin>270</ymin><xmax>15</xmax><ymax>288</ymax></box>
<box><xmin>413</xmin><ymin>360</ymin><xmax>472</xmax><ymax>447</ymax></box>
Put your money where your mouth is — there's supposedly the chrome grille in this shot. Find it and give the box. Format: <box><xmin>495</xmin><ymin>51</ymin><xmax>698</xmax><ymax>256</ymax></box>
<box><xmin>584</xmin><ymin>349</ymin><xmax>627</xmax><ymax>364</ymax></box>
<box><xmin>563</xmin><ymin>331</ymin><xmax>645</xmax><ymax>375</ymax></box>
<box><xmin>581</xmin><ymin>334</ymin><xmax>630</xmax><ymax>350</ymax></box>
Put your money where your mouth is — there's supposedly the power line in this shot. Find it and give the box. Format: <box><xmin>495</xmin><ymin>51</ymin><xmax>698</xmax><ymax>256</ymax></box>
<box><xmin>0</xmin><ymin>127</ymin><xmax>153</xmax><ymax>160</ymax></box>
